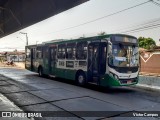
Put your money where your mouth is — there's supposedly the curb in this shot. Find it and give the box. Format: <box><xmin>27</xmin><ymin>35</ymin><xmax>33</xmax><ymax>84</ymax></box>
<box><xmin>0</xmin><ymin>93</ymin><xmax>22</xmax><ymax>111</ymax></box>
<box><xmin>132</xmin><ymin>84</ymin><xmax>160</xmax><ymax>92</ymax></box>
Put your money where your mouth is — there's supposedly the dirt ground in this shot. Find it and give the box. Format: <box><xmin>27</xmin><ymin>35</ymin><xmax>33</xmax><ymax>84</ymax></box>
<box><xmin>0</xmin><ymin>62</ymin><xmax>25</xmax><ymax>69</ymax></box>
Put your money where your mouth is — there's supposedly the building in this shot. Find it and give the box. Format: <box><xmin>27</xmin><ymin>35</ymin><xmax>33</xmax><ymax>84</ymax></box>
<box><xmin>0</xmin><ymin>50</ymin><xmax>25</xmax><ymax>62</ymax></box>
<box><xmin>139</xmin><ymin>47</ymin><xmax>160</xmax><ymax>74</ymax></box>
<box><xmin>0</xmin><ymin>52</ymin><xmax>6</xmax><ymax>62</ymax></box>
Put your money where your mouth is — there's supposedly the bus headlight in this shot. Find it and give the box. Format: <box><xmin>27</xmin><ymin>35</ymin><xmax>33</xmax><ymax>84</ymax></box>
<box><xmin>109</xmin><ymin>72</ymin><xmax>114</xmax><ymax>77</ymax></box>
<box><xmin>109</xmin><ymin>72</ymin><xmax>119</xmax><ymax>80</ymax></box>
<box><xmin>114</xmin><ymin>75</ymin><xmax>119</xmax><ymax>80</ymax></box>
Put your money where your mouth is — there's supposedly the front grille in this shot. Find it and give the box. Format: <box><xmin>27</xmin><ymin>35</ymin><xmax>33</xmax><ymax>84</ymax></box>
<box><xmin>115</xmin><ymin>67</ymin><xmax>138</xmax><ymax>73</ymax></box>
<box><xmin>119</xmin><ymin>78</ymin><xmax>137</xmax><ymax>84</ymax></box>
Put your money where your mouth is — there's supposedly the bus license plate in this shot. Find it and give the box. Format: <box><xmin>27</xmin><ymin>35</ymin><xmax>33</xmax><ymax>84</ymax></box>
<box><xmin>127</xmin><ymin>80</ymin><xmax>132</xmax><ymax>84</ymax></box>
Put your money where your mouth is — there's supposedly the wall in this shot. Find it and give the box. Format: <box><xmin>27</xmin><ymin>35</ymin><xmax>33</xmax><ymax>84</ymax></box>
<box><xmin>140</xmin><ymin>52</ymin><xmax>160</xmax><ymax>73</ymax></box>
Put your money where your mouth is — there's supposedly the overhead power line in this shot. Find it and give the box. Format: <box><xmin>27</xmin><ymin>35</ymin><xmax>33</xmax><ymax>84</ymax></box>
<box><xmin>42</xmin><ymin>0</ymin><xmax>152</xmax><ymax>35</ymax></box>
<box><xmin>29</xmin><ymin>0</ymin><xmax>155</xmax><ymax>41</ymax></box>
<box><xmin>0</xmin><ymin>47</ymin><xmax>24</xmax><ymax>49</ymax></box>
<box><xmin>151</xmin><ymin>0</ymin><xmax>160</xmax><ymax>7</ymax></box>
<box><xmin>110</xmin><ymin>17</ymin><xmax>160</xmax><ymax>33</ymax></box>
<box><xmin>121</xmin><ymin>23</ymin><xmax>160</xmax><ymax>33</ymax></box>
<box><xmin>110</xmin><ymin>17</ymin><xmax>160</xmax><ymax>34</ymax></box>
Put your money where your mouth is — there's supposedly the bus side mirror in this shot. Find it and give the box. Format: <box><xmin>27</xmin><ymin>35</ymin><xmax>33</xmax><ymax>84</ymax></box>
<box><xmin>108</xmin><ymin>53</ymin><xmax>111</xmax><ymax>56</ymax></box>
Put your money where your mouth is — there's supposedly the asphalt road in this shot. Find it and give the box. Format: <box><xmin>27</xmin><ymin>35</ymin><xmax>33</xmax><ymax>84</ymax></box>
<box><xmin>0</xmin><ymin>68</ymin><xmax>160</xmax><ymax>120</ymax></box>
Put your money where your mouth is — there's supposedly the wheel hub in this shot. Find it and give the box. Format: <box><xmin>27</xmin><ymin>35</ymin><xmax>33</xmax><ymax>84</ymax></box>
<box><xmin>78</xmin><ymin>75</ymin><xmax>84</xmax><ymax>83</ymax></box>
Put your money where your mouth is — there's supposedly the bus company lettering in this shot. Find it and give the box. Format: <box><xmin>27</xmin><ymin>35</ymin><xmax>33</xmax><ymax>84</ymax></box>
<box><xmin>59</xmin><ymin>61</ymin><xmax>64</xmax><ymax>66</ymax></box>
<box><xmin>66</xmin><ymin>61</ymin><xmax>74</xmax><ymax>68</ymax></box>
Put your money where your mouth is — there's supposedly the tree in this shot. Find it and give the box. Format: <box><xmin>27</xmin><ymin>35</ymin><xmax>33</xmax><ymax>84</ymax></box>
<box><xmin>98</xmin><ymin>32</ymin><xmax>106</xmax><ymax>36</ymax></box>
<box><xmin>138</xmin><ymin>37</ymin><xmax>156</xmax><ymax>50</ymax></box>
<box><xmin>79</xmin><ymin>34</ymin><xmax>85</xmax><ymax>39</ymax></box>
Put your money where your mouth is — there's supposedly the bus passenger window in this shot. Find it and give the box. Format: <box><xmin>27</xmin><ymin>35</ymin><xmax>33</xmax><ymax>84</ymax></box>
<box><xmin>36</xmin><ymin>47</ymin><xmax>42</xmax><ymax>59</ymax></box>
<box><xmin>57</xmin><ymin>44</ymin><xmax>66</xmax><ymax>59</ymax></box>
<box><xmin>66</xmin><ymin>43</ymin><xmax>76</xmax><ymax>59</ymax></box>
<box><xmin>76</xmin><ymin>41</ymin><xmax>87</xmax><ymax>60</ymax></box>
<box><xmin>51</xmin><ymin>49</ymin><xmax>54</xmax><ymax>60</ymax></box>
<box><xmin>43</xmin><ymin>48</ymin><xmax>49</xmax><ymax>58</ymax></box>
<box><xmin>32</xmin><ymin>48</ymin><xmax>36</xmax><ymax>59</ymax></box>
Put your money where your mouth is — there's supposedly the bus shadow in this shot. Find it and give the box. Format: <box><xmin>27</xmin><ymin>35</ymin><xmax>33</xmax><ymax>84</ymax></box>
<box><xmin>85</xmin><ymin>84</ymin><xmax>135</xmax><ymax>94</ymax></box>
<box><xmin>43</xmin><ymin>76</ymin><xmax>135</xmax><ymax>94</ymax></box>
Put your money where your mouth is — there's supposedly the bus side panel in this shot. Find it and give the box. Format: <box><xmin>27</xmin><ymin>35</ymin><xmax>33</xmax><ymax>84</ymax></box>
<box><xmin>26</xmin><ymin>60</ymin><xmax>37</xmax><ymax>72</ymax></box>
<box><xmin>100</xmin><ymin>74</ymin><xmax>120</xmax><ymax>87</ymax></box>
<box><xmin>55</xmin><ymin>68</ymin><xmax>66</xmax><ymax>79</ymax></box>
<box><xmin>35</xmin><ymin>59</ymin><xmax>44</xmax><ymax>73</ymax></box>
<box><xmin>54</xmin><ymin>68</ymin><xmax>76</xmax><ymax>80</ymax></box>
<box><xmin>65</xmin><ymin>69</ymin><xmax>76</xmax><ymax>80</ymax></box>
<box><xmin>25</xmin><ymin>60</ymin><xmax>31</xmax><ymax>71</ymax></box>
<box><xmin>32</xmin><ymin>59</ymin><xmax>37</xmax><ymax>72</ymax></box>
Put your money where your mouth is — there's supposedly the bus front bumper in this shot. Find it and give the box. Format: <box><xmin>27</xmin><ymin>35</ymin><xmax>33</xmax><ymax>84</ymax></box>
<box><xmin>100</xmin><ymin>74</ymin><xmax>138</xmax><ymax>87</ymax></box>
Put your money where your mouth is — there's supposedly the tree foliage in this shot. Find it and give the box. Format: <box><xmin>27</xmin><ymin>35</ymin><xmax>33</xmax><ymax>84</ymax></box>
<box><xmin>98</xmin><ymin>32</ymin><xmax>106</xmax><ymax>36</ymax></box>
<box><xmin>79</xmin><ymin>34</ymin><xmax>85</xmax><ymax>39</ymax></box>
<box><xmin>138</xmin><ymin>37</ymin><xmax>156</xmax><ymax>50</ymax></box>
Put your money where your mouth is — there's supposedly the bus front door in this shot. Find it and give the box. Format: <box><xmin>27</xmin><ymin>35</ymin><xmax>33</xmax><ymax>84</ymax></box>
<box><xmin>49</xmin><ymin>47</ymin><xmax>57</xmax><ymax>75</ymax></box>
<box><xmin>88</xmin><ymin>42</ymin><xmax>107</xmax><ymax>84</ymax></box>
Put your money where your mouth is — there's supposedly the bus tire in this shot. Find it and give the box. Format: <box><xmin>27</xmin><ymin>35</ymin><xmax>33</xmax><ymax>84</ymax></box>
<box><xmin>38</xmin><ymin>67</ymin><xmax>43</xmax><ymax>77</ymax></box>
<box><xmin>76</xmin><ymin>72</ymin><xmax>86</xmax><ymax>86</ymax></box>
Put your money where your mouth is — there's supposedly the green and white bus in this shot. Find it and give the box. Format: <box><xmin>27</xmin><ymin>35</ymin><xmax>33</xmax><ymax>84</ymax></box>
<box><xmin>25</xmin><ymin>34</ymin><xmax>139</xmax><ymax>87</ymax></box>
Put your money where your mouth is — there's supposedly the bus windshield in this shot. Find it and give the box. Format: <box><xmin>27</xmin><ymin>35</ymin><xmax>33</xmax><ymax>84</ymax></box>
<box><xmin>109</xmin><ymin>44</ymin><xmax>139</xmax><ymax>67</ymax></box>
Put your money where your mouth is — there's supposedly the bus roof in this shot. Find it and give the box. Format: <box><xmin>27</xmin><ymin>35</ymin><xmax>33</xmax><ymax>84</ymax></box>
<box><xmin>26</xmin><ymin>34</ymin><xmax>137</xmax><ymax>47</ymax></box>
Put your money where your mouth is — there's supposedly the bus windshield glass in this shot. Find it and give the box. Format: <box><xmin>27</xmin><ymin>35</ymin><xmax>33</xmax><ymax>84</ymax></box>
<box><xmin>109</xmin><ymin>43</ymin><xmax>139</xmax><ymax>67</ymax></box>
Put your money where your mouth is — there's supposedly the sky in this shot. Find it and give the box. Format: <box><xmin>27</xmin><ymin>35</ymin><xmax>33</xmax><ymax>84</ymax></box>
<box><xmin>0</xmin><ymin>0</ymin><xmax>160</xmax><ymax>51</ymax></box>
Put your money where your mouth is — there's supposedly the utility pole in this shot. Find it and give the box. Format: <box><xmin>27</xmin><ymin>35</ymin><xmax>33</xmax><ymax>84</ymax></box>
<box><xmin>19</xmin><ymin>32</ymin><xmax>28</xmax><ymax>46</ymax></box>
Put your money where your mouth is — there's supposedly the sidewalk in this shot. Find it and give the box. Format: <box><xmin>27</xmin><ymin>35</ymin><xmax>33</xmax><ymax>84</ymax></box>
<box><xmin>0</xmin><ymin>93</ymin><xmax>22</xmax><ymax>111</ymax></box>
<box><xmin>0</xmin><ymin>93</ymin><xmax>29</xmax><ymax>120</ymax></box>
<box><xmin>139</xmin><ymin>72</ymin><xmax>160</xmax><ymax>77</ymax></box>
<box><xmin>133</xmin><ymin>83</ymin><xmax>160</xmax><ymax>92</ymax></box>
<box><xmin>132</xmin><ymin>75</ymin><xmax>160</xmax><ymax>92</ymax></box>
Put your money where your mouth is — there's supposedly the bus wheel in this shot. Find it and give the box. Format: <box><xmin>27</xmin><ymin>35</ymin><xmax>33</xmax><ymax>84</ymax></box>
<box><xmin>76</xmin><ymin>72</ymin><xmax>86</xmax><ymax>86</ymax></box>
<box><xmin>38</xmin><ymin>67</ymin><xmax>43</xmax><ymax>77</ymax></box>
